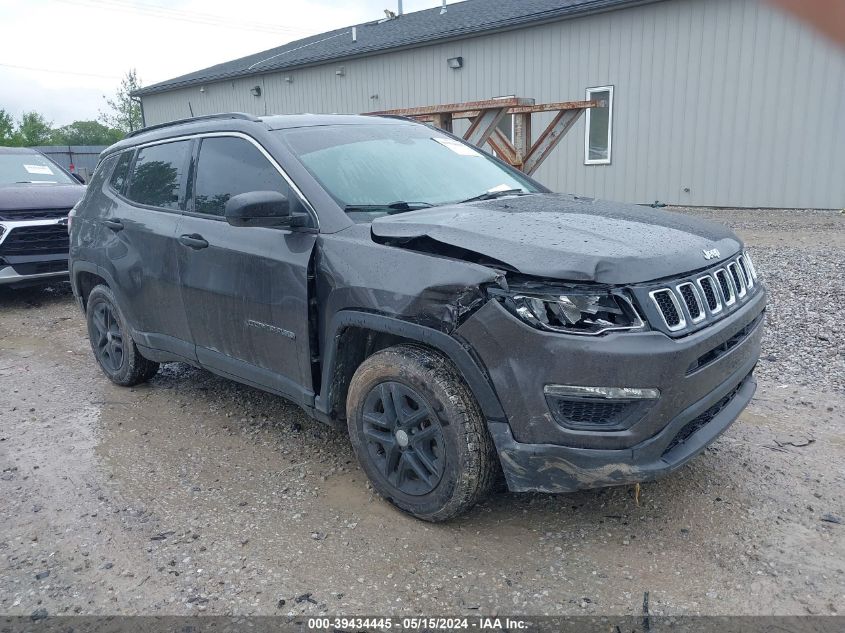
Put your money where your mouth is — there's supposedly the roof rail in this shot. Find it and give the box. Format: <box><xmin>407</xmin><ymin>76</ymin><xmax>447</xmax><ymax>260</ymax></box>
<box><xmin>126</xmin><ymin>112</ymin><xmax>262</xmax><ymax>138</ymax></box>
<box><xmin>365</xmin><ymin>113</ymin><xmax>417</xmax><ymax>122</ymax></box>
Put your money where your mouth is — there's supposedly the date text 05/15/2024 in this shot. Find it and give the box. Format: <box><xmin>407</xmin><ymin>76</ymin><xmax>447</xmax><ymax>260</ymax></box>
<box><xmin>307</xmin><ymin>617</ymin><xmax>529</xmax><ymax>630</ymax></box>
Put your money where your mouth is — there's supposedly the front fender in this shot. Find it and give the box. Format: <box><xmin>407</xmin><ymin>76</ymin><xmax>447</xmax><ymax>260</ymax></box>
<box><xmin>315</xmin><ymin>310</ymin><xmax>506</xmax><ymax>423</ymax></box>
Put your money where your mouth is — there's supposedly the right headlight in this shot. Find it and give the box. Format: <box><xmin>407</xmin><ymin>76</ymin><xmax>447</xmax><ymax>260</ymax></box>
<box><xmin>488</xmin><ymin>285</ymin><xmax>646</xmax><ymax>336</ymax></box>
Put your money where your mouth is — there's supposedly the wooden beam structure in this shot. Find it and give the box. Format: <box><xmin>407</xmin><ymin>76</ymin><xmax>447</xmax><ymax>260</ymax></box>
<box><xmin>367</xmin><ymin>97</ymin><xmax>598</xmax><ymax>175</ymax></box>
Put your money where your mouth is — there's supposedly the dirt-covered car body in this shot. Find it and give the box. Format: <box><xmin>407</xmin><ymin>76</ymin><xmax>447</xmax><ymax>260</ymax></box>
<box><xmin>69</xmin><ymin>113</ymin><xmax>765</xmax><ymax>496</ymax></box>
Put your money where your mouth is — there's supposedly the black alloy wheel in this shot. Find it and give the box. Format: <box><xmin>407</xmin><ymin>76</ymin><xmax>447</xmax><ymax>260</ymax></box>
<box><xmin>346</xmin><ymin>344</ymin><xmax>498</xmax><ymax>521</ymax></box>
<box><xmin>91</xmin><ymin>301</ymin><xmax>124</xmax><ymax>372</ymax></box>
<box><xmin>85</xmin><ymin>284</ymin><xmax>159</xmax><ymax>386</ymax></box>
<box><xmin>361</xmin><ymin>381</ymin><xmax>446</xmax><ymax>496</ymax></box>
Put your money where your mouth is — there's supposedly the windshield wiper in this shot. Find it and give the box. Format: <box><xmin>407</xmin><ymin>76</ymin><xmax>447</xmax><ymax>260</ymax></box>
<box><xmin>344</xmin><ymin>201</ymin><xmax>435</xmax><ymax>213</ymax></box>
<box><xmin>459</xmin><ymin>189</ymin><xmax>529</xmax><ymax>204</ymax></box>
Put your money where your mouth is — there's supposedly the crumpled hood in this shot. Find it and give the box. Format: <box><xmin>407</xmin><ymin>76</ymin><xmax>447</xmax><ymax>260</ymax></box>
<box><xmin>370</xmin><ymin>193</ymin><xmax>742</xmax><ymax>284</ymax></box>
<box><xmin>0</xmin><ymin>183</ymin><xmax>85</xmax><ymax>212</ymax></box>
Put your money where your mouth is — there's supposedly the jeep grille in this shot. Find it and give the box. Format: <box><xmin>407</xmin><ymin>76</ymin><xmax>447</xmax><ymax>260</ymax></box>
<box><xmin>643</xmin><ymin>253</ymin><xmax>760</xmax><ymax>336</ymax></box>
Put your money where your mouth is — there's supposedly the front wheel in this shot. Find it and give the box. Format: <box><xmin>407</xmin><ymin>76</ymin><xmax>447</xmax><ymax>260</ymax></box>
<box><xmin>346</xmin><ymin>344</ymin><xmax>497</xmax><ymax>521</ymax></box>
<box><xmin>85</xmin><ymin>284</ymin><xmax>159</xmax><ymax>386</ymax></box>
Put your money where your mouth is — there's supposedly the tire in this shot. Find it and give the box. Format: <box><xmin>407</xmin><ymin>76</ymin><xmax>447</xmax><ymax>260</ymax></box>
<box><xmin>85</xmin><ymin>284</ymin><xmax>159</xmax><ymax>386</ymax></box>
<box><xmin>346</xmin><ymin>344</ymin><xmax>497</xmax><ymax>522</ymax></box>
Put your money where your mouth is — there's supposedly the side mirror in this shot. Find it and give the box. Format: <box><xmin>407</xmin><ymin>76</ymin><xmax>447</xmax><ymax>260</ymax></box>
<box><xmin>72</xmin><ymin>173</ymin><xmax>85</xmax><ymax>184</ymax></box>
<box><xmin>225</xmin><ymin>191</ymin><xmax>294</xmax><ymax>228</ymax></box>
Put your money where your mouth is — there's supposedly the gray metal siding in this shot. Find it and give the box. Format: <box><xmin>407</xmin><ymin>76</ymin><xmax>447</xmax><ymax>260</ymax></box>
<box><xmin>141</xmin><ymin>0</ymin><xmax>845</xmax><ymax>208</ymax></box>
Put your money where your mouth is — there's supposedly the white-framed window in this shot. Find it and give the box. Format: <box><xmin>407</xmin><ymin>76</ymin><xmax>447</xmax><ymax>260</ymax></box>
<box><xmin>493</xmin><ymin>94</ymin><xmax>515</xmax><ymax>143</ymax></box>
<box><xmin>584</xmin><ymin>85</ymin><xmax>614</xmax><ymax>165</ymax></box>
<box><xmin>496</xmin><ymin>114</ymin><xmax>514</xmax><ymax>142</ymax></box>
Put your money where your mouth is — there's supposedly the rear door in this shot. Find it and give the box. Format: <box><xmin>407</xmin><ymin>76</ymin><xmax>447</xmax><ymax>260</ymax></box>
<box><xmin>103</xmin><ymin>140</ymin><xmax>195</xmax><ymax>360</ymax></box>
<box><xmin>176</xmin><ymin>134</ymin><xmax>317</xmax><ymax>402</ymax></box>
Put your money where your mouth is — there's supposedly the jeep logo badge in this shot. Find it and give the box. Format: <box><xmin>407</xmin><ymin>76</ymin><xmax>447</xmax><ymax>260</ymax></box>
<box><xmin>702</xmin><ymin>248</ymin><xmax>721</xmax><ymax>260</ymax></box>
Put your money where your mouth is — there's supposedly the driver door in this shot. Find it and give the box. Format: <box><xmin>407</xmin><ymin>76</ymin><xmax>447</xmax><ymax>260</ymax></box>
<box><xmin>176</xmin><ymin>134</ymin><xmax>317</xmax><ymax>402</ymax></box>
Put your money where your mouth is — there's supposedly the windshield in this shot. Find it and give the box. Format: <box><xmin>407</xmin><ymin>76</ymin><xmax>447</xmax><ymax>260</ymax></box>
<box><xmin>276</xmin><ymin>123</ymin><xmax>541</xmax><ymax>219</ymax></box>
<box><xmin>0</xmin><ymin>153</ymin><xmax>76</xmax><ymax>186</ymax></box>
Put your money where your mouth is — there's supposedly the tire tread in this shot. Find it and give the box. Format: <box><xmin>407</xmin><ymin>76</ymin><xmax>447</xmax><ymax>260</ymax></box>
<box><xmin>86</xmin><ymin>284</ymin><xmax>159</xmax><ymax>387</ymax></box>
<box><xmin>347</xmin><ymin>343</ymin><xmax>497</xmax><ymax>522</ymax></box>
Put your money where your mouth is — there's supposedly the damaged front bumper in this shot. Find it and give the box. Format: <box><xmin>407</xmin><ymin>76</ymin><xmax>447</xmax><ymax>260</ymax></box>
<box><xmin>456</xmin><ymin>286</ymin><xmax>765</xmax><ymax>494</ymax></box>
<box><xmin>489</xmin><ymin>368</ymin><xmax>755</xmax><ymax>493</ymax></box>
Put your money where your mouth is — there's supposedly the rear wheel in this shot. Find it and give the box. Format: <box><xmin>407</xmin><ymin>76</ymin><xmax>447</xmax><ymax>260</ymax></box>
<box><xmin>85</xmin><ymin>285</ymin><xmax>159</xmax><ymax>386</ymax></box>
<box><xmin>346</xmin><ymin>344</ymin><xmax>496</xmax><ymax>521</ymax></box>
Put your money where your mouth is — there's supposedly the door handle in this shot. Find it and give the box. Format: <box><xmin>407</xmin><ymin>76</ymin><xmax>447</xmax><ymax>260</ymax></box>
<box><xmin>102</xmin><ymin>219</ymin><xmax>124</xmax><ymax>232</ymax></box>
<box><xmin>179</xmin><ymin>233</ymin><xmax>209</xmax><ymax>250</ymax></box>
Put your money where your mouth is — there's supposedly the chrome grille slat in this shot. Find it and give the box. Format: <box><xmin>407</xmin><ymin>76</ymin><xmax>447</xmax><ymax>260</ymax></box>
<box><xmin>728</xmin><ymin>262</ymin><xmax>747</xmax><ymax>298</ymax></box>
<box><xmin>649</xmin><ymin>288</ymin><xmax>687</xmax><ymax>331</ymax></box>
<box><xmin>696</xmin><ymin>275</ymin><xmax>723</xmax><ymax>315</ymax></box>
<box><xmin>676</xmin><ymin>282</ymin><xmax>705</xmax><ymax>323</ymax></box>
<box><xmin>737</xmin><ymin>255</ymin><xmax>754</xmax><ymax>289</ymax></box>
<box><xmin>0</xmin><ymin>209</ymin><xmax>71</xmax><ymax>221</ymax></box>
<box><xmin>0</xmin><ymin>225</ymin><xmax>70</xmax><ymax>256</ymax></box>
<box><xmin>642</xmin><ymin>253</ymin><xmax>760</xmax><ymax>336</ymax></box>
<box><xmin>714</xmin><ymin>268</ymin><xmax>736</xmax><ymax>306</ymax></box>
<box><xmin>744</xmin><ymin>252</ymin><xmax>758</xmax><ymax>280</ymax></box>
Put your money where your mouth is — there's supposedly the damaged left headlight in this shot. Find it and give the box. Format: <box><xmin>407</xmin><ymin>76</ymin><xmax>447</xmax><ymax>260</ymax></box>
<box><xmin>488</xmin><ymin>285</ymin><xmax>645</xmax><ymax>336</ymax></box>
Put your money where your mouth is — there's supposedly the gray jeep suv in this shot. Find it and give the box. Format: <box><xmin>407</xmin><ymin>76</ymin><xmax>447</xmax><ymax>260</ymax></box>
<box><xmin>69</xmin><ymin>113</ymin><xmax>765</xmax><ymax>521</ymax></box>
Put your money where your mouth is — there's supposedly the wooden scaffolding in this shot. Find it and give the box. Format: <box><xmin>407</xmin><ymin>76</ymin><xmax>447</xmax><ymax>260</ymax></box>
<box><xmin>367</xmin><ymin>97</ymin><xmax>598</xmax><ymax>175</ymax></box>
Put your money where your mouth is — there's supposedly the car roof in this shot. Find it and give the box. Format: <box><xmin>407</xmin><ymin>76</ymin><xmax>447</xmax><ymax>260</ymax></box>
<box><xmin>261</xmin><ymin>113</ymin><xmax>408</xmax><ymax>129</ymax></box>
<box><xmin>0</xmin><ymin>146</ymin><xmax>40</xmax><ymax>155</ymax></box>
<box><xmin>103</xmin><ymin>113</ymin><xmax>417</xmax><ymax>157</ymax></box>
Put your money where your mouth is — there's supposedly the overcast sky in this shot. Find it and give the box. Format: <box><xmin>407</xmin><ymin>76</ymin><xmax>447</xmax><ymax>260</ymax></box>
<box><xmin>0</xmin><ymin>0</ymin><xmax>450</xmax><ymax>126</ymax></box>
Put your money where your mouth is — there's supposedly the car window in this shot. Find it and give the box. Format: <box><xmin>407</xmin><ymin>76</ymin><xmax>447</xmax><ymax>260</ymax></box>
<box><xmin>0</xmin><ymin>152</ymin><xmax>76</xmax><ymax>186</ymax></box>
<box><xmin>126</xmin><ymin>140</ymin><xmax>190</xmax><ymax>210</ymax></box>
<box><xmin>89</xmin><ymin>154</ymin><xmax>118</xmax><ymax>194</ymax></box>
<box><xmin>275</xmin><ymin>123</ymin><xmax>540</xmax><ymax>218</ymax></box>
<box><xmin>109</xmin><ymin>150</ymin><xmax>134</xmax><ymax>194</ymax></box>
<box><xmin>192</xmin><ymin>136</ymin><xmax>291</xmax><ymax>217</ymax></box>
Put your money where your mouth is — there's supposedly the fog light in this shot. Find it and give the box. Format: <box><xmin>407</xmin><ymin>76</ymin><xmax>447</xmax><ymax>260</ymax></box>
<box><xmin>543</xmin><ymin>385</ymin><xmax>660</xmax><ymax>400</ymax></box>
<box><xmin>544</xmin><ymin>385</ymin><xmax>660</xmax><ymax>431</ymax></box>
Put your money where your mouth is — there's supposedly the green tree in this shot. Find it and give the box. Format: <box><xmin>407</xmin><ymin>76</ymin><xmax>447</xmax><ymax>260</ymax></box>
<box><xmin>130</xmin><ymin>160</ymin><xmax>178</xmax><ymax>207</ymax></box>
<box><xmin>0</xmin><ymin>109</ymin><xmax>16</xmax><ymax>145</ymax></box>
<box><xmin>99</xmin><ymin>69</ymin><xmax>143</xmax><ymax>133</ymax></box>
<box><xmin>15</xmin><ymin>111</ymin><xmax>53</xmax><ymax>146</ymax></box>
<box><xmin>50</xmin><ymin>120</ymin><xmax>123</xmax><ymax>146</ymax></box>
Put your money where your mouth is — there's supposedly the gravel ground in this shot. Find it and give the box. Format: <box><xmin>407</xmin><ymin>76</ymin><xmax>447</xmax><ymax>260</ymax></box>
<box><xmin>0</xmin><ymin>208</ymin><xmax>843</xmax><ymax>618</ymax></box>
<box><xmin>679</xmin><ymin>208</ymin><xmax>845</xmax><ymax>393</ymax></box>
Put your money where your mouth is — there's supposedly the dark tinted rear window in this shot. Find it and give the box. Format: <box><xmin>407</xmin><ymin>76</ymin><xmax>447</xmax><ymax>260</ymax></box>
<box><xmin>109</xmin><ymin>151</ymin><xmax>133</xmax><ymax>194</ymax></box>
<box><xmin>193</xmin><ymin>136</ymin><xmax>290</xmax><ymax>217</ymax></box>
<box><xmin>126</xmin><ymin>141</ymin><xmax>190</xmax><ymax>210</ymax></box>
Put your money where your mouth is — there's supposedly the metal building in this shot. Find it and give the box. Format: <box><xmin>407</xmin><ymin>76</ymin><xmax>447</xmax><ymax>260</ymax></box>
<box><xmin>135</xmin><ymin>0</ymin><xmax>845</xmax><ymax>209</ymax></box>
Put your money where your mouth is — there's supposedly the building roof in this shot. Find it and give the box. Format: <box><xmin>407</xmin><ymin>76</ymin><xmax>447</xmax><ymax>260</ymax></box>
<box><xmin>136</xmin><ymin>0</ymin><xmax>661</xmax><ymax>96</ymax></box>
